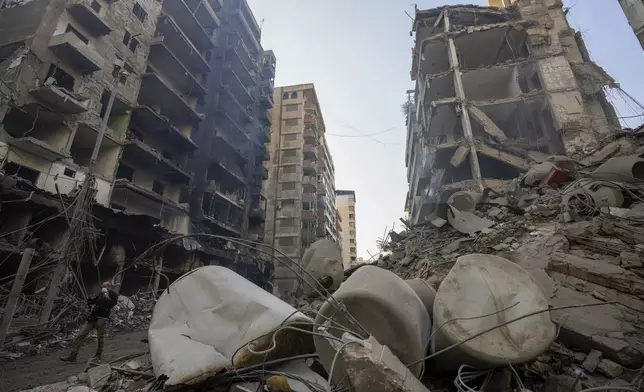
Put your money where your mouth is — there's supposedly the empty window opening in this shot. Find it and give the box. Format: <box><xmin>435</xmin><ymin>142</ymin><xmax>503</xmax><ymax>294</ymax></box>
<box><xmin>279</xmin><ymin>237</ymin><xmax>295</xmax><ymax>246</ymax></box>
<box><xmin>66</xmin><ymin>24</ymin><xmax>88</xmax><ymax>44</ymax></box>
<box><xmin>132</xmin><ymin>3</ymin><xmax>147</xmax><ymax>22</ymax></box>
<box><xmin>90</xmin><ymin>0</ymin><xmax>101</xmax><ymax>12</ymax></box>
<box><xmin>116</xmin><ymin>163</ymin><xmax>134</xmax><ymax>181</ymax></box>
<box><xmin>282</xmin><ymin>92</ymin><xmax>289</xmax><ymax>100</ymax></box>
<box><xmin>152</xmin><ymin>180</ymin><xmax>165</xmax><ymax>195</ymax></box>
<box><xmin>129</xmin><ymin>37</ymin><xmax>139</xmax><ymax>52</ymax></box>
<box><xmin>63</xmin><ymin>168</ymin><xmax>76</xmax><ymax>177</ymax></box>
<box><xmin>290</xmin><ymin>92</ymin><xmax>297</xmax><ymax>99</ymax></box>
<box><xmin>284</xmin><ymin>118</ymin><xmax>299</xmax><ymax>126</ymax></box>
<box><xmin>45</xmin><ymin>64</ymin><xmax>75</xmax><ymax>91</ymax></box>
<box><xmin>123</xmin><ymin>31</ymin><xmax>131</xmax><ymax>45</ymax></box>
<box><xmin>4</xmin><ymin>162</ymin><xmax>39</xmax><ymax>183</ymax></box>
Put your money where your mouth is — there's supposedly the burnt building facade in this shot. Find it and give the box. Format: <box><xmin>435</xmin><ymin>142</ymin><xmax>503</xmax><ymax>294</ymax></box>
<box><xmin>0</xmin><ymin>0</ymin><xmax>273</xmax><ymax>338</ymax></box>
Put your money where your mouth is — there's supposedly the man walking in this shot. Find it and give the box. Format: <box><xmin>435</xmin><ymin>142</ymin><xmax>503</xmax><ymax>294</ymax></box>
<box><xmin>60</xmin><ymin>281</ymin><xmax>118</xmax><ymax>362</ymax></box>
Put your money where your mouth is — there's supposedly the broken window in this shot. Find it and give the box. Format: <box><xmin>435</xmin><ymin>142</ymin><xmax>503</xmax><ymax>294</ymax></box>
<box><xmin>285</xmin><ymin>104</ymin><xmax>298</xmax><ymax>112</ymax></box>
<box><xmin>116</xmin><ymin>163</ymin><xmax>134</xmax><ymax>181</ymax></box>
<box><xmin>123</xmin><ymin>31</ymin><xmax>131</xmax><ymax>45</ymax></box>
<box><xmin>63</xmin><ymin>167</ymin><xmax>76</xmax><ymax>177</ymax></box>
<box><xmin>90</xmin><ymin>0</ymin><xmax>101</xmax><ymax>12</ymax></box>
<box><xmin>152</xmin><ymin>180</ymin><xmax>165</xmax><ymax>195</ymax></box>
<box><xmin>66</xmin><ymin>24</ymin><xmax>88</xmax><ymax>44</ymax></box>
<box><xmin>4</xmin><ymin>162</ymin><xmax>39</xmax><ymax>183</ymax></box>
<box><xmin>132</xmin><ymin>3</ymin><xmax>147</xmax><ymax>22</ymax></box>
<box><xmin>284</xmin><ymin>118</ymin><xmax>299</xmax><ymax>126</ymax></box>
<box><xmin>112</xmin><ymin>61</ymin><xmax>133</xmax><ymax>85</ymax></box>
<box><xmin>129</xmin><ymin>37</ymin><xmax>139</xmax><ymax>52</ymax></box>
<box><xmin>45</xmin><ymin>64</ymin><xmax>75</xmax><ymax>91</ymax></box>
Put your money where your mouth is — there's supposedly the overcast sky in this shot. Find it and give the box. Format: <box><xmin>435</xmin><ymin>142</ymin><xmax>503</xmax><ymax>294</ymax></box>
<box><xmin>246</xmin><ymin>0</ymin><xmax>644</xmax><ymax>259</ymax></box>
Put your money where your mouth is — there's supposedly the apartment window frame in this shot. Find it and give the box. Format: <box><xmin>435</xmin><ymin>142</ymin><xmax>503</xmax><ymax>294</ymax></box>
<box><xmin>284</xmin><ymin>118</ymin><xmax>299</xmax><ymax>127</ymax></box>
<box><xmin>284</xmin><ymin>104</ymin><xmax>299</xmax><ymax>112</ymax></box>
<box><xmin>132</xmin><ymin>3</ymin><xmax>148</xmax><ymax>23</ymax></box>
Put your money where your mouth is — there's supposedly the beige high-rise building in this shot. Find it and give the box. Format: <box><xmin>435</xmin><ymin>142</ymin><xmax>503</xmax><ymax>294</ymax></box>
<box><xmin>336</xmin><ymin>190</ymin><xmax>357</xmax><ymax>269</ymax></box>
<box><xmin>263</xmin><ymin>83</ymin><xmax>340</xmax><ymax>299</ymax></box>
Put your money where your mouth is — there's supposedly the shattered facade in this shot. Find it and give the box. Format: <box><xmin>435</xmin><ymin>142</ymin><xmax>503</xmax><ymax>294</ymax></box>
<box><xmin>336</xmin><ymin>189</ymin><xmax>357</xmax><ymax>269</ymax></box>
<box><xmin>0</xmin><ymin>0</ymin><xmax>274</xmax><ymax>339</ymax></box>
<box><xmin>263</xmin><ymin>84</ymin><xmax>340</xmax><ymax>299</ymax></box>
<box><xmin>405</xmin><ymin>0</ymin><xmax>621</xmax><ymax>224</ymax></box>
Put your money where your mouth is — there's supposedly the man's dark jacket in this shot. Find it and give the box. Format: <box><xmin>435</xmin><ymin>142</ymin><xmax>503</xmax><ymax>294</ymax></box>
<box><xmin>87</xmin><ymin>290</ymin><xmax>118</xmax><ymax>320</ymax></box>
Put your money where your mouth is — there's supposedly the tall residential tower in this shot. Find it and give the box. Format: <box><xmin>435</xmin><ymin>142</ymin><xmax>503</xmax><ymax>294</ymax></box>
<box><xmin>336</xmin><ymin>190</ymin><xmax>357</xmax><ymax>269</ymax></box>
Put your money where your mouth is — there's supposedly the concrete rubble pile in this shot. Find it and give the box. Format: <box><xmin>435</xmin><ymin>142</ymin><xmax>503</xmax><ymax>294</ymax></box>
<box><xmin>2</xmin><ymin>292</ymin><xmax>155</xmax><ymax>361</ymax></box>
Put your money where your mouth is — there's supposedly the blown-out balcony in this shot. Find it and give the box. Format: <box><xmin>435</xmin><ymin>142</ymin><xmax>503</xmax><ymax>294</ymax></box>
<box><xmin>67</xmin><ymin>2</ymin><xmax>112</xmax><ymax>36</ymax></box>
<box><xmin>49</xmin><ymin>32</ymin><xmax>104</xmax><ymax>73</ymax></box>
<box><xmin>122</xmin><ymin>139</ymin><xmax>192</xmax><ymax>185</ymax></box>
<box><xmin>139</xmin><ymin>70</ymin><xmax>204</xmax><ymax>127</ymax></box>
<box><xmin>155</xmin><ymin>15</ymin><xmax>211</xmax><ymax>74</ymax></box>
<box><xmin>149</xmin><ymin>37</ymin><xmax>207</xmax><ymax>97</ymax></box>
<box><xmin>162</xmin><ymin>0</ymin><xmax>218</xmax><ymax>51</ymax></box>
<box><xmin>131</xmin><ymin>106</ymin><xmax>197</xmax><ymax>152</ymax></box>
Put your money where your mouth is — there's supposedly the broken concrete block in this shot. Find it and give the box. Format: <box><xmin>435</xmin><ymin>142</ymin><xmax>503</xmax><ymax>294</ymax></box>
<box><xmin>87</xmin><ymin>364</ymin><xmax>111</xmax><ymax>390</ymax></box>
<box><xmin>440</xmin><ymin>239</ymin><xmax>462</xmax><ymax>255</ymax></box>
<box><xmin>619</xmin><ymin>251</ymin><xmax>642</xmax><ymax>268</ymax></box>
<box><xmin>342</xmin><ymin>336</ymin><xmax>430</xmax><ymax>392</ymax></box>
<box><xmin>14</xmin><ymin>341</ymin><xmax>32</xmax><ymax>353</ymax></box>
<box><xmin>582</xmin><ymin>349</ymin><xmax>602</xmax><ymax>372</ymax></box>
<box><xmin>545</xmin><ymin>375</ymin><xmax>581</xmax><ymax>392</ymax></box>
<box><xmin>597</xmin><ymin>358</ymin><xmax>623</xmax><ymax>378</ymax></box>
<box><xmin>450</xmin><ymin>145</ymin><xmax>469</xmax><ymax>167</ymax></box>
<box><xmin>488</xmin><ymin>207</ymin><xmax>503</xmax><ymax>219</ymax></box>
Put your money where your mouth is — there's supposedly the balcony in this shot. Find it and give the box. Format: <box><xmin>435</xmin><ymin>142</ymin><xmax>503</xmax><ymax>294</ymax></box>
<box><xmin>30</xmin><ymin>85</ymin><xmax>89</xmax><ymax>114</ymax></box>
<box><xmin>139</xmin><ymin>71</ymin><xmax>204</xmax><ymax>127</ymax></box>
<box><xmin>122</xmin><ymin>139</ymin><xmax>192</xmax><ymax>185</ymax></box>
<box><xmin>259</xmin><ymin>108</ymin><xmax>272</xmax><ymax>126</ymax></box>
<box><xmin>204</xmin><ymin>214</ymin><xmax>242</xmax><ymax>235</ymax></box>
<box><xmin>261</xmin><ymin>58</ymin><xmax>276</xmax><ymax>80</ymax></box>
<box><xmin>302</xmin><ymin>210</ymin><xmax>315</xmax><ymax>221</ymax></box>
<box><xmin>303</xmin><ymin>144</ymin><xmax>317</xmax><ymax>160</ymax></box>
<box><xmin>222</xmin><ymin>69</ymin><xmax>254</xmax><ymax>105</ymax></box>
<box><xmin>131</xmin><ymin>106</ymin><xmax>197</xmax><ymax>152</ymax></box>
<box><xmin>49</xmin><ymin>32</ymin><xmax>104</xmax><ymax>73</ymax></box>
<box><xmin>162</xmin><ymin>0</ymin><xmax>217</xmax><ymax>51</ymax></box>
<box><xmin>226</xmin><ymin>32</ymin><xmax>258</xmax><ymax>78</ymax></box>
<box><xmin>155</xmin><ymin>15</ymin><xmax>211</xmax><ymax>74</ymax></box>
<box><xmin>9</xmin><ymin>136</ymin><xmax>69</xmax><ymax>161</ymax></box>
<box><xmin>303</xmin><ymin>175</ymin><xmax>317</xmax><ymax>192</ymax></box>
<box><xmin>258</xmin><ymin>80</ymin><xmax>274</xmax><ymax>109</ymax></box>
<box><xmin>303</xmin><ymin>128</ymin><xmax>317</xmax><ymax>143</ymax></box>
<box><xmin>112</xmin><ymin>179</ymin><xmax>189</xmax><ymax>215</ymax></box>
<box><xmin>67</xmin><ymin>2</ymin><xmax>112</xmax><ymax>36</ymax></box>
<box><xmin>210</xmin><ymin>187</ymin><xmax>245</xmax><ymax>210</ymax></box>
<box><xmin>232</xmin><ymin>4</ymin><xmax>260</xmax><ymax>53</ymax></box>
<box><xmin>303</xmin><ymin>159</ymin><xmax>316</xmax><ymax>176</ymax></box>
<box><xmin>149</xmin><ymin>38</ymin><xmax>207</xmax><ymax>97</ymax></box>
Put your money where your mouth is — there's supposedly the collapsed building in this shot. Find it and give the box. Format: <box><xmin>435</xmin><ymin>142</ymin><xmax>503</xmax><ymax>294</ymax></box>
<box><xmin>263</xmin><ymin>84</ymin><xmax>341</xmax><ymax>300</ymax></box>
<box><xmin>0</xmin><ymin>0</ymin><xmax>274</xmax><ymax>339</ymax></box>
<box><xmin>405</xmin><ymin>0</ymin><xmax>621</xmax><ymax>224</ymax></box>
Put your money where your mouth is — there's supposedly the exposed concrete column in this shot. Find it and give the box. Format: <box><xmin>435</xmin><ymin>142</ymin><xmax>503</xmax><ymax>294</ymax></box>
<box><xmin>447</xmin><ymin>37</ymin><xmax>484</xmax><ymax>191</ymax></box>
<box><xmin>38</xmin><ymin>261</ymin><xmax>66</xmax><ymax>324</ymax></box>
<box><xmin>0</xmin><ymin>244</ymin><xmax>36</xmax><ymax>345</ymax></box>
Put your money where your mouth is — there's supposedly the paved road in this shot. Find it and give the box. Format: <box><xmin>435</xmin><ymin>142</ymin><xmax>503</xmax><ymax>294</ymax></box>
<box><xmin>0</xmin><ymin>330</ymin><xmax>148</xmax><ymax>392</ymax></box>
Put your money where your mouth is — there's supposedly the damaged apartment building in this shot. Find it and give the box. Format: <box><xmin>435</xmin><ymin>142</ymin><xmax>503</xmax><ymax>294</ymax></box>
<box><xmin>0</xmin><ymin>0</ymin><xmax>274</xmax><ymax>331</ymax></box>
<box><xmin>405</xmin><ymin>0</ymin><xmax>621</xmax><ymax>224</ymax></box>
<box><xmin>189</xmin><ymin>0</ymin><xmax>276</xmax><ymax>286</ymax></box>
<box><xmin>263</xmin><ymin>84</ymin><xmax>341</xmax><ymax>299</ymax></box>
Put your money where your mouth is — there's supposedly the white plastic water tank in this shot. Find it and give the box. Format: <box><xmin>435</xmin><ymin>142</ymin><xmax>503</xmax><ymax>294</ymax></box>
<box><xmin>431</xmin><ymin>254</ymin><xmax>556</xmax><ymax>370</ymax></box>
<box><xmin>314</xmin><ymin>266</ymin><xmax>431</xmax><ymax>383</ymax></box>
